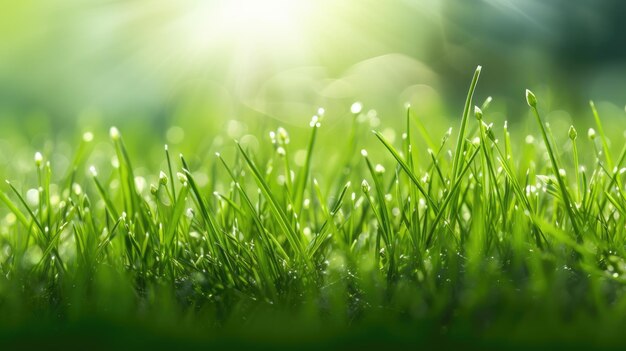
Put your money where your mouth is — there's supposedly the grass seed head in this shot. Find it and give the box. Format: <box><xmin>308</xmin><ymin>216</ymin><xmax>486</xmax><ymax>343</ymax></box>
<box><xmin>588</xmin><ymin>128</ymin><xmax>596</xmax><ymax>140</ymax></box>
<box><xmin>569</xmin><ymin>125</ymin><xmax>577</xmax><ymax>140</ymax></box>
<box><xmin>525</xmin><ymin>89</ymin><xmax>537</xmax><ymax>108</ymax></box>
<box><xmin>72</xmin><ymin>183</ymin><xmax>82</xmax><ymax>195</ymax></box>
<box><xmin>159</xmin><ymin>171</ymin><xmax>168</xmax><ymax>185</ymax></box>
<box><xmin>474</xmin><ymin>106</ymin><xmax>483</xmax><ymax>120</ymax></box>
<box><xmin>361</xmin><ymin>179</ymin><xmax>370</xmax><ymax>193</ymax></box>
<box><xmin>351</xmin><ymin>102</ymin><xmax>363</xmax><ymax>114</ymax></box>
<box><xmin>109</xmin><ymin>126</ymin><xmax>121</xmax><ymax>141</ymax></box>
<box><xmin>82</xmin><ymin>132</ymin><xmax>94</xmax><ymax>142</ymax></box>
<box><xmin>309</xmin><ymin>115</ymin><xmax>321</xmax><ymax>128</ymax></box>
<box><xmin>483</xmin><ymin>122</ymin><xmax>495</xmax><ymax>141</ymax></box>
<box><xmin>34</xmin><ymin>152</ymin><xmax>43</xmax><ymax>167</ymax></box>
<box><xmin>276</xmin><ymin>127</ymin><xmax>289</xmax><ymax>144</ymax></box>
<box><xmin>482</xmin><ymin>96</ymin><xmax>493</xmax><ymax>110</ymax></box>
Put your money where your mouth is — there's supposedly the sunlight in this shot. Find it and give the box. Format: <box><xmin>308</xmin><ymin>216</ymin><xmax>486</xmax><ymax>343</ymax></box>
<box><xmin>165</xmin><ymin>0</ymin><xmax>323</xmax><ymax>106</ymax></box>
<box><xmin>217</xmin><ymin>0</ymin><xmax>303</xmax><ymax>40</ymax></box>
<box><xmin>180</xmin><ymin>0</ymin><xmax>314</xmax><ymax>55</ymax></box>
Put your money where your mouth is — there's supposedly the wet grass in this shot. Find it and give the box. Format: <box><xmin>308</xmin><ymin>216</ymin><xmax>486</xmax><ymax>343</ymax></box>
<box><xmin>2</xmin><ymin>67</ymin><xmax>626</xmax><ymax>349</ymax></box>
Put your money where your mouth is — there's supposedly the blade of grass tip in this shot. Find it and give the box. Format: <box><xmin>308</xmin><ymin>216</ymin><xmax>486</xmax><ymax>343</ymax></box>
<box><xmin>605</xmin><ymin>192</ymin><xmax>626</xmax><ymax>218</ymax></box>
<box><xmin>526</xmin><ymin>89</ymin><xmax>581</xmax><ymax>240</ymax></box>
<box><xmin>111</xmin><ymin>128</ymin><xmax>152</xmax><ymax>235</ymax></box>
<box><xmin>216</xmin><ymin>152</ymin><xmax>290</xmax><ymax>262</ymax></box>
<box><xmin>601</xmin><ymin>166</ymin><xmax>626</xmax><ymax>218</ymax></box>
<box><xmin>590</xmin><ymin>101</ymin><xmax>614</xmax><ymax>171</ymax></box>
<box><xmin>490</xmin><ymin>128</ymin><xmax>547</xmax><ymax>248</ymax></box>
<box><xmin>492</xmin><ymin>142</ymin><xmax>533</xmax><ymax>214</ymax></box>
<box><xmin>475</xmin><ymin>108</ymin><xmax>503</xmax><ymax>206</ymax></box>
<box><xmin>329</xmin><ymin>181</ymin><xmax>350</xmax><ymax>217</ymax></box>
<box><xmin>590</xmin><ymin>101</ymin><xmax>626</xmax><ymax>215</ymax></box>
<box><xmin>43</xmin><ymin>161</ymin><xmax>53</xmax><ymax>231</ymax></box>
<box><xmin>411</xmin><ymin>111</ymin><xmax>437</xmax><ymax>152</ymax></box>
<box><xmin>96</xmin><ymin>215</ymin><xmax>124</xmax><ymax>254</ymax></box>
<box><xmin>425</xmin><ymin>145</ymin><xmax>480</xmax><ymax>247</ymax></box>
<box><xmin>597</xmin><ymin>143</ymin><xmax>626</xmax><ymax>212</ymax></box>
<box><xmin>332</xmin><ymin>105</ymin><xmax>361</xmax><ymax>191</ymax></box>
<box><xmin>428</xmin><ymin>147</ymin><xmax>446</xmax><ymax>185</ymax></box>
<box><xmin>480</xmin><ymin>96</ymin><xmax>493</xmax><ymax>111</ymax></box>
<box><xmin>360</xmin><ymin>178</ymin><xmax>385</xmax><ymax>262</ymax></box>
<box><xmin>545</xmin><ymin>121</ymin><xmax>566</xmax><ymax>171</ymax></box>
<box><xmin>0</xmin><ymin>182</ymin><xmax>33</xmax><ymax>231</ymax></box>
<box><xmin>452</xmin><ymin>65</ymin><xmax>482</xmax><ymax>182</ymax></box>
<box><xmin>474</xmin><ymin>108</ymin><xmax>490</xmax><ymax>201</ymax></box>
<box><xmin>63</xmin><ymin>167</ymin><xmax>78</xmax><ymax>201</ymax></box>
<box><xmin>109</xmin><ymin>127</ymin><xmax>135</xmax><ymax>215</ymax></box>
<box><xmin>362</xmin><ymin>154</ymin><xmax>392</xmax><ymax>247</ymax></box>
<box><xmin>89</xmin><ymin>166</ymin><xmax>120</xmax><ymax>221</ymax></box>
<box><xmin>294</xmin><ymin>116</ymin><xmax>320</xmax><ymax>215</ymax></box>
<box><xmin>503</xmin><ymin>120</ymin><xmax>514</xmax><ymax>173</ymax></box>
<box><xmin>236</xmin><ymin>142</ymin><xmax>309</xmax><ymax>266</ymax></box>
<box><xmin>164</xmin><ymin>182</ymin><xmax>189</xmax><ymax>248</ymax></box>
<box><xmin>35</xmin><ymin>153</ymin><xmax>44</xmax><ymax>226</ymax></box>
<box><xmin>62</xmin><ymin>132</ymin><xmax>94</xmax><ymax>193</ymax></box>
<box><xmin>307</xmin><ymin>180</ymin><xmax>350</xmax><ymax>258</ymax></box>
<box><xmin>373</xmin><ymin>131</ymin><xmax>439</xmax><ymax>213</ymax></box>
<box><xmin>165</xmin><ymin>145</ymin><xmax>177</xmax><ymax>203</ymax></box>
<box><xmin>5</xmin><ymin>180</ymin><xmax>45</xmax><ymax>236</ymax></box>
<box><xmin>180</xmin><ymin>155</ymin><xmax>221</xmax><ymax>255</ymax></box>
<box><xmin>5</xmin><ymin>180</ymin><xmax>66</xmax><ymax>273</ymax></box>
<box><xmin>404</xmin><ymin>105</ymin><xmax>414</xmax><ymax>170</ymax></box>
<box><xmin>71</xmin><ymin>223</ymin><xmax>86</xmax><ymax>265</ymax></box>
<box><xmin>404</xmin><ymin>106</ymin><xmax>421</xmax><ymax>248</ymax></box>
<box><xmin>569</xmin><ymin>126</ymin><xmax>582</xmax><ymax>203</ymax></box>
<box><xmin>446</xmin><ymin>66</ymin><xmax>481</xmax><ymax>231</ymax></box>
<box><xmin>34</xmin><ymin>223</ymin><xmax>68</xmax><ymax>273</ymax></box>
<box><xmin>214</xmin><ymin>192</ymin><xmax>245</xmax><ymax>217</ymax></box>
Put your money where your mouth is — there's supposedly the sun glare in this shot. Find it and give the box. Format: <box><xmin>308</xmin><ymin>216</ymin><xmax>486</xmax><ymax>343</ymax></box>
<box><xmin>217</xmin><ymin>0</ymin><xmax>303</xmax><ymax>40</ymax></box>
<box><xmin>167</xmin><ymin>0</ymin><xmax>322</xmax><ymax>101</ymax></box>
<box><xmin>179</xmin><ymin>0</ymin><xmax>314</xmax><ymax>55</ymax></box>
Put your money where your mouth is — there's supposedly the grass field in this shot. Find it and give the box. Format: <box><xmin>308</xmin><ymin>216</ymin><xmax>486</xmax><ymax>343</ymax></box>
<box><xmin>2</xmin><ymin>66</ymin><xmax>626</xmax><ymax>349</ymax></box>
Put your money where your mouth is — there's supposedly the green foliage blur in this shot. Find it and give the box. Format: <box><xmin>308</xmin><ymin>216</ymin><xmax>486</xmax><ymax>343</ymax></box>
<box><xmin>2</xmin><ymin>2</ymin><xmax>626</xmax><ymax>347</ymax></box>
<box><xmin>0</xmin><ymin>0</ymin><xmax>624</xmax><ymax>192</ymax></box>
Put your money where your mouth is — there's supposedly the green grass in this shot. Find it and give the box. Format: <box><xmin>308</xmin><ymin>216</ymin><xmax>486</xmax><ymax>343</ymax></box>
<box><xmin>2</xmin><ymin>67</ymin><xmax>626</xmax><ymax>349</ymax></box>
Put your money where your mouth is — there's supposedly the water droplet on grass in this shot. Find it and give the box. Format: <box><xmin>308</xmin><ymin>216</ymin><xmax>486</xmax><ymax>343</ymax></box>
<box><xmin>350</xmin><ymin>102</ymin><xmax>363</xmax><ymax>114</ymax></box>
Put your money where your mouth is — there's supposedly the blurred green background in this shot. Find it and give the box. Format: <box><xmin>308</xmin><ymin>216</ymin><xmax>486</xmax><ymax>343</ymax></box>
<box><xmin>1</xmin><ymin>0</ymin><xmax>625</xmax><ymax>168</ymax></box>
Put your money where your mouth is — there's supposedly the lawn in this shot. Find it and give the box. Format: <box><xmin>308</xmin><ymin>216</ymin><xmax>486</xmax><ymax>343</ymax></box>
<box><xmin>2</xmin><ymin>66</ymin><xmax>626</xmax><ymax>349</ymax></box>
